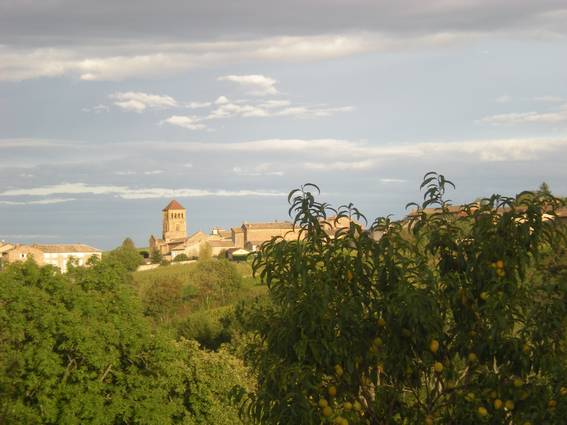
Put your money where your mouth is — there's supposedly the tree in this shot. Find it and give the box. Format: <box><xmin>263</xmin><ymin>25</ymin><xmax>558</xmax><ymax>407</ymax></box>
<box><xmin>107</xmin><ymin>237</ymin><xmax>144</xmax><ymax>272</ymax></box>
<box><xmin>0</xmin><ymin>257</ymin><xmax>250</xmax><ymax>424</ymax></box>
<box><xmin>199</xmin><ymin>242</ymin><xmax>213</xmax><ymax>260</ymax></box>
<box><xmin>236</xmin><ymin>174</ymin><xmax>567</xmax><ymax>425</ymax></box>
<box><xmin>190</xmin><ymin>259</ymin><xmax>242</xmax><ymax>309</ymax></box>
<box><xmin>150</xmin><ymin>247</ymin><xmax>163</xmax><ymax>264</ymax></box>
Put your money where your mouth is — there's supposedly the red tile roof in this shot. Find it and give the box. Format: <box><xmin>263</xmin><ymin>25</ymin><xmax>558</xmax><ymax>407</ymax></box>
<box><xmin>163</xmin><ymin>200</ymin><xmax>185</xmax><ymax>211</ymax></box>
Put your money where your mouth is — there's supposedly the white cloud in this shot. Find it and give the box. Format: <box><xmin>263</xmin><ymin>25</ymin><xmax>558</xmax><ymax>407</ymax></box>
<box><xmin>143</xmin><ymin>170</ymin><xmax>164</xmax><ymax>175</ymax></box>
<box><xmin>380</xmin><ymin>178</ymin><xmax>407</xmax><ymax>183</ymax></box>
<box><xmin>479</xmin><ymin>105</ymin><xmax>567</xmax><ymax>125</ymax></box>
<box><xmin>232</xmin><ymin>163</ymin><xmax>284</xmax><ymax>177</ymax></box>
<box><xmin>215</xmin><ymin>96</ymin><xmax>230</xmax><ymax>105</ymax></box>
<box><xmin>0</xmin><ymin>32</ymin><xmax>478</xmax><ymax>82</ymax></box>
<box><xmin>495</xmin><ymin>95</ymin><xmax>512</xmax><ymax>103</ymax></box>
<box><xmin>219</xmin><ymin>74</ymin><xmax>279</xmax><ymax>96</ymax></box>
<box><xmin>148</xmin><ymin>137</ymin><xmax>567</xmax><ymax>163</ymax></box>
<box><xmin>114</xmin><ymin>170</ymin><xmax>137</xmax><ymax>175</ymax></box>
<box><xmin>81</xmin><ymin>104</ymin><xmax>110</xmax><ymax>113</ymax></box>
<box><xmin>533</xmin><ymin>96</ymin><xmax>564</xmax><ymax>103</ymax></box>
<box><xmin>304</xmin><ymin>160</ymin><xmax>375</xmax><ymax>171</ymax></box>
<box><xmin>160</xmin><ymin>115</ymin><xmax>206</xmax><ymax>130</ymax></box>
<box><xmin>110</xmin><ymin>91</ymin><xmax>178</xmax><ymax>112</ymax></box>
<box><xmin>186</xmin><ymin>101</ymin><xmax>212</xmax><ymax>109</ymax></box>
<box><xmin>0</xmin><ymin>198</ymin><xmax>76</xmax><ymax>205</ymax></box>
<box><xmin>0</xmin><ymin>183</ymin><xmax>286</xmax><ymax>199</ymax></box>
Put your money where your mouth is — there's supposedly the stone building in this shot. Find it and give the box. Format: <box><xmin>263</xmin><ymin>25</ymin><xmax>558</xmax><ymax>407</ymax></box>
<box><xmin>1</xmin><ymin>243</ymin><xmax>102</xmax><ymax>273</ymax></box>
<box><xmin>149</xmin><ymin>200</ymin><xmax>362</xmax><ymax>260</ymax></box>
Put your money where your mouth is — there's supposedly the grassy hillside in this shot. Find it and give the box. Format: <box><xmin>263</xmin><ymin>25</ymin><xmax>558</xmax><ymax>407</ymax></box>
<box><xmin>131</xmin><ymin>258</ymin><xmax>267</xmax><ymax>349</ymax></box>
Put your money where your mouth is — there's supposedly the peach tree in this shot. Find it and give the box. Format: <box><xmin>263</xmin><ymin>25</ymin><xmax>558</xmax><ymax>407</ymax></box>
<box><xmin>236</xmin><ymin>173</ymin><xmax>567</xmax><ymax>424</ymax></box>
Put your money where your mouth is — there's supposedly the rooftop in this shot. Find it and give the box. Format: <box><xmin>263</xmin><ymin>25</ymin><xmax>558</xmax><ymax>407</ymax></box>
<box><xmin>162</xmin><ymin>199</ymin><xmax>185</xmax><ymax>211</ymax></box>
<box><xmin>31</xmin><ymin>244</ymin><xmax>101</xmax><ymax>253</ymax></box>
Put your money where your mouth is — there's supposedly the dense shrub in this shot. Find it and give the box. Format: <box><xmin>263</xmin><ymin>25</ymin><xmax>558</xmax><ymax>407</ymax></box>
<box><xmin>106</xmin><ymin>237</ymin><xmax>144</xmax><ymax>272</ymax></box>
<box><xmin>190</xmin><ymin>259</ymin><xmax>242</xmax><ymax>308</ymax></box>
<box><xmin>174</xmin><ymin>253</ymin><xmax>190</xmax><ymax>262</ymax></box>
<box><xmin>0</xmin><ymin>258</ymin><xmax>249</xmax><ymax>424</ymax></box>
<box><xmin>237</xmin><ymin>175</ymin><xmax>567</xmax><ymax>425</ymax></box>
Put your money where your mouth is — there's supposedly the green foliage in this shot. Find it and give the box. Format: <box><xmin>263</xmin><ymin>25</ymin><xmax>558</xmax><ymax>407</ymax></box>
<box><xmin>177</xmin><ymin>306</ymin><xmax>233</xmax><ymax>350</ymax></box>
<box><xmin>174</xmin><ymin>253</ymin><xmax>190</xmax><ymax>262</ymax></box>
<box><xmin>190</xmin><ymin>259</ymin><xmax>242</xmax><ymax>309</ymax></box>
<box><xmin>199</xmin><ymin>242</ymin><xmax>213</xmax><ymax>260</ymax></box>
<box><xmin>150</xmin><ymin>248</ymin><xmax>163</xmax><ymax>264</ymax></box>
<box><xmin>143</xmin><ymin>277</ymin><xmax>184</xmax><ymax>322</ymax></box>
<box><xmin>237</xmin><ymin>175</ymin><xmax>567</xmax><ymax>425</ymax></box>
<box><xmin>0</xmin><ymin>258</ymin><xmax>249</xmax><ymax>424</ymax></box>
<box><xmin>106</xmin><ymin>237</ymin><xmax>144</xmax><ymax>272</ymax></box>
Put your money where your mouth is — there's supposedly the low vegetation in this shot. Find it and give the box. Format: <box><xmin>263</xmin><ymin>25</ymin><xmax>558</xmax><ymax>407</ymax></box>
<box><xmin>2</xmin><ymin>174</ymin><xmax>566</xmax><ymax>425</ymax></box>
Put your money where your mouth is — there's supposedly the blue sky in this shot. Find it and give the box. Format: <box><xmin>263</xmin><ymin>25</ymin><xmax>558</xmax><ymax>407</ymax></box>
<box><xmin>1</xmin><ymin>0</ymin><xmax>567</xmax><ymax>249</ymax></box>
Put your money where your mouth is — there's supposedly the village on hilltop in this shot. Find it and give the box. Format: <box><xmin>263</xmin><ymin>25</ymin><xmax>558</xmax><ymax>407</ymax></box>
<box><xmin>3</xmin><ymin>199</ymin><xmax>566</xmax><ymax>273</ymax></box>
<box><xmin>149</xmin><ymin>199</ymin><xmax>356</xmax><ymax>261</ymax></box>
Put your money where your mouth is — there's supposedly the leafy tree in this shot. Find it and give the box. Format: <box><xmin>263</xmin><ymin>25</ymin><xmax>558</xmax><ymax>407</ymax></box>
<box><xmin>190</xmin><ymin>259</ymin><xmax>242</xmax><ymax>309</ymax></box>
<box><xmin>0</xmin><ymin>257</ymin><xmax>250</xmax><ymax>424</ymax></box>
<box><xmin>539</xmin><ymin>182</ymin><xmax>552</xmax><ymax>196</ymax></box>
<box><xmin>143</xmin><ymin>277</ymin><xmax>184</xmax><ymax>323</ymax></box>
<box><xmin>199</xmin><ymin>242</ymin><xmax>213</xmax><ymax>260</ymax></box>
<box><xmin>107</xmin><ymin>237</ymin><xmax>144</xmax><ymax>272</ymax></box>
<box><xmin>237</xmin><ymin>174</ymin><xmax>567</xmax><ymax>425</ymax></box>
<box><xmin>150</xmin><ymin>248</ymin><xmax>163</xmax><ymax>264</ymax></box>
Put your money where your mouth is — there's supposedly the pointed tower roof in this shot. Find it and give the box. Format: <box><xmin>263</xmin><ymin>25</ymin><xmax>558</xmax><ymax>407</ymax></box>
<box><xmin>162</xmin><ymin>200</ymin><xmax>185</xmax><ymax>211</ymax></box>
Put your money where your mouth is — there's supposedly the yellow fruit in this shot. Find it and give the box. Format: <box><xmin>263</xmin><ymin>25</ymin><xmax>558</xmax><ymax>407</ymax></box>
<box><xmin>433</xmin><ymin>362</ymin><xmax>444</xmax><ymax>373</ymax></box>
<box><xmin>425</xmin><ymin>415</ymin><xmax>434</xmax><ymax>425</ymax></box>
<box><xmin>495</xmin><ymin>260</ymin><xmax>504</xmax><ymax>269</ymax></box>
<box><xmin>494</xmin><ymin>399</ymin><xmax>503</xmax><ymax>409</ymax></box>
<box><xmin>343</xmin><ymin>401</ymin><xmax>352</xmax><ymax>411</ymax></box>
<box><xmin>548</xmin><ymin>399</ymin><xmax>557</xmax><ymax>409</ymax></box>
<box><xmin>353</xmin><ymin>401</ymin><xmax>362</xmax><ymax>411</ymax></box>
<box><xmin>504</xmin><ymin>400</ymin><xmax>515</xmax><ymax>410</ymax></box>
<box><xmin>478</xmin><ymin>406</ymin><xmax>488</xmax><ymax>417</ymax></box>
<box><xmin>467</xmin><ymin>353</ymin><xmax>478</xmax><ymax>363</ymax></box>
<box><xmin>522</xmin><ymin>344</ymin><xmax>531</xmax><ymax>354</ymax></box>
<box><xmin>346</xmin><ymin>271</ymin><xmax>353</xmax><ymax>281</ymax></box>
<box><xmin>378</xmin><ymin>317</ymin><xmax>386</xmax><ymax>327</ymax></box>
<box><xmin>319</xmin><ymin>399</ymin><xmax>329</xmax><ymax>408</ymax></box>
<box><xmin>560</xmin><ymin>387</ymin><xmax>567</xmax><ymax>396</ymax></box>
<box><xmin>513</xmin><ymin>378</ymin><xmax>523</xmax><ymax>388</ymax></box>
<box><xmin>373</xmin><ymin>337</ymin><xmax>383</xmax><ymax>347</ymax></box>
<box><xmin>430</xmin><ymin>339</ymin><xmax>440</xmax><ymax>353</ymax></box>
<box><xmin>335</xmin><ymin>364</ymin><xmax>344</xmax><ymax>377</ymax></box>
<box><xmin>328</xmin><ymin>386</ymin><xmax>337</xmax><ymax>397</ymax></box>
<box><xmin>497</xmin><ymin>269</ymin><xmax>505</xmax><ymax>277</ymax></box>
<box><xmin>322</xmin><ymin>406</ymin><xmax>333</xmax><ymax>417</ymax></box>
<box><xmin>480</xmin><ymin>292</ymin><xmax>489</xmax><ymax>301</ymax></box>
<box><xmin>465</xmin><ymin>392</ymin><xmax>476</xmax><ymax>402</ymax></box>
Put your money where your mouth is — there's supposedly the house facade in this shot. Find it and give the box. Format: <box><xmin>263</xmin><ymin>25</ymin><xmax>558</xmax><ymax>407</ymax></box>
<box><xmin>1</xmin><ymin>243</ymin><xmax>102</xmax><ymax>272</ymax></box>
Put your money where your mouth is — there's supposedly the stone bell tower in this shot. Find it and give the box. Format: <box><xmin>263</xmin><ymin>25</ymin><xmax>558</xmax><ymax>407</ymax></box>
<box><xmin>162</xmin><ymin>200</ymin><xmax>187</xmax><ymax>241</ymax></box>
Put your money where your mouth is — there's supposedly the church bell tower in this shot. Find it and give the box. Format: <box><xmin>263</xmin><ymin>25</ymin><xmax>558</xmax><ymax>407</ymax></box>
<box><xmin>162</xmin><ymin>200</ymin><xmax>187</xmax><ymax>241</ymax></box>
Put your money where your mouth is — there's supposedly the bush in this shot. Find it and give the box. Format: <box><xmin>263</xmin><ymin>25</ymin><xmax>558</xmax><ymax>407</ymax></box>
<box><xmin>177</xmin><ymin>308</ymin><xmax>232</xmax><ymax>349</ymax></box>
<box><xmin>190</xmin><ymin>259</ymin><xmax>242</xmax><ymax>309</ymax></box>
<box><xmin>173</xmin><ymin>253</ymin><xmax>189</xmax><ymax>262</ymax></box>
<box><xmin>237</xmin><ymin>175</ymin><xmax>567</xmax><ymax>425</ymax></box>
<box><xmin>106</xmin><ymin>237</ymin><xmax>144</xmax><ymax>272</ymax></box>
<box><xmin>0</xmin><ymin>258</ymin><xmax>251</xmax><ymax>424</ymax></box>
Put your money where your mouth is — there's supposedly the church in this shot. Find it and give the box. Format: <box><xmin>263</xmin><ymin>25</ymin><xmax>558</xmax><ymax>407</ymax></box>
<box><xmin>149</xmin><ymin>199</ymin><xmax>358</xmax><ymax>260</ymax></box>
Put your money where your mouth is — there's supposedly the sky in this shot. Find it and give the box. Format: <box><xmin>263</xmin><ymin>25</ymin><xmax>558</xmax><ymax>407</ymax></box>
<box><xmin>1</xmin><ymin>0</ymin><xmax>567</xmax><ymax>249</ymax></box>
